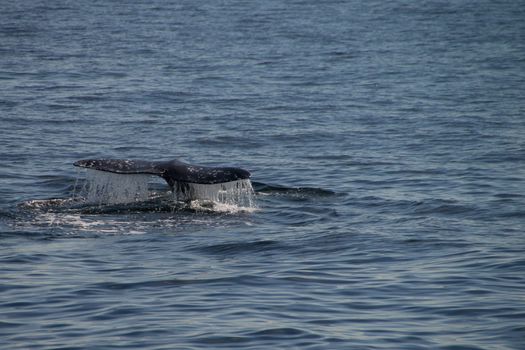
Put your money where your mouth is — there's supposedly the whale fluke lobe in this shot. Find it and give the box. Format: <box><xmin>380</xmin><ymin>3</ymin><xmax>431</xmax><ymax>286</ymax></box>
<box><xmin>73</xmin><ymin>159</ymin><xmax>251</xmax><ymax>188</ymax></box>
<box><xmin>74</xmin><ymin>159</ymin><xmax>159</xmax><ymax>175</ymax></box>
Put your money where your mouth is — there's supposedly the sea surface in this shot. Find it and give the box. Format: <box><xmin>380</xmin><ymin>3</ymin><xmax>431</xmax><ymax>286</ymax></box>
<box><xmin>1</xmin><ymin>1</ymin><xmax>524</xmax><ymax>349</ymax></box>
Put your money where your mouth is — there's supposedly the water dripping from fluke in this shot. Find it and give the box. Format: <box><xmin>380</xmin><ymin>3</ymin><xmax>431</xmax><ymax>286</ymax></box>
<box><xmin>78</xmin><ymin>169</ymin><xmax>151</xmax><ymax>205</ymax></box>
<box><xmin>70</xmin><ymin>169</ymin><xmax>257</xmax><ymax>213</ymax></box>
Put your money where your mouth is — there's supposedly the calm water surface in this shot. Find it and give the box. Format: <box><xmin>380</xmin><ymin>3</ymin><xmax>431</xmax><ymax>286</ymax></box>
<box><xmin>1</xmin><ymin>1</ymin><xmax>524</xmax><ymax>349</ymax></box>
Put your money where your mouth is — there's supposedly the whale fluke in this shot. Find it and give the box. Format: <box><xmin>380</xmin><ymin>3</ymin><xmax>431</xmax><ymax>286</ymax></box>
<box><xmin>73</xmin><ymin>159</ymin><xmax>251</xmax><ymax>188</ymax></box>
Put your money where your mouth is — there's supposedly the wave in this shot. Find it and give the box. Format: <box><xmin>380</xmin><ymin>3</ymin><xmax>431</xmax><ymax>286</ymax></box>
<box><xmin>252</xmin><ymin>182</ymin><xmax>337</xmax><ymax>197</ymax></box>
<box><xmin>194</xmin><ymin>239</ymin><xmax>282</xmax><ymax>256</ymax></box>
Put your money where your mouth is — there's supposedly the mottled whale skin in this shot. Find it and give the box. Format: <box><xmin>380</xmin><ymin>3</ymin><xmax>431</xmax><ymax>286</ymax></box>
<box><xmin>73</xmin><ymin>159</ymin><xmax>251</xmax><ymax>188</ymax></box>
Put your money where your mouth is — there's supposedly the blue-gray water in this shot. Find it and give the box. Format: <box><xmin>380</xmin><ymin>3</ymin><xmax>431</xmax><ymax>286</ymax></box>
<box><xmin>1</xmin><ymin>1</ymin><xmax>524</xmax><ymax>349</ymax></box>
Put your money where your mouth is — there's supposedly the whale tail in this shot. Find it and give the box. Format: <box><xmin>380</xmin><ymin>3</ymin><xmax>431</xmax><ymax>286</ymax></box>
<box><xmin>73</xmin><ymin>159</ymin><xmax>251</xmax><ymax>190</ymax></box>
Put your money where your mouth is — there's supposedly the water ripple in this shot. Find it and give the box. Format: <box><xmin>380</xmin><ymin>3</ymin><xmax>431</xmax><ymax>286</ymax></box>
<box><xmin>1</xmin><ymin>0</ymin><xmax>524</xmax><ymax>349</ymax></box>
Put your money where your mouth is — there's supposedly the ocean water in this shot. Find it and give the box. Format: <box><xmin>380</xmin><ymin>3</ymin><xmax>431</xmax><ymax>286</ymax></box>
<box><xmin>1</xmin><ymin>0</ymin><xmax>524</xmax><ymax>349</ymax></box>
